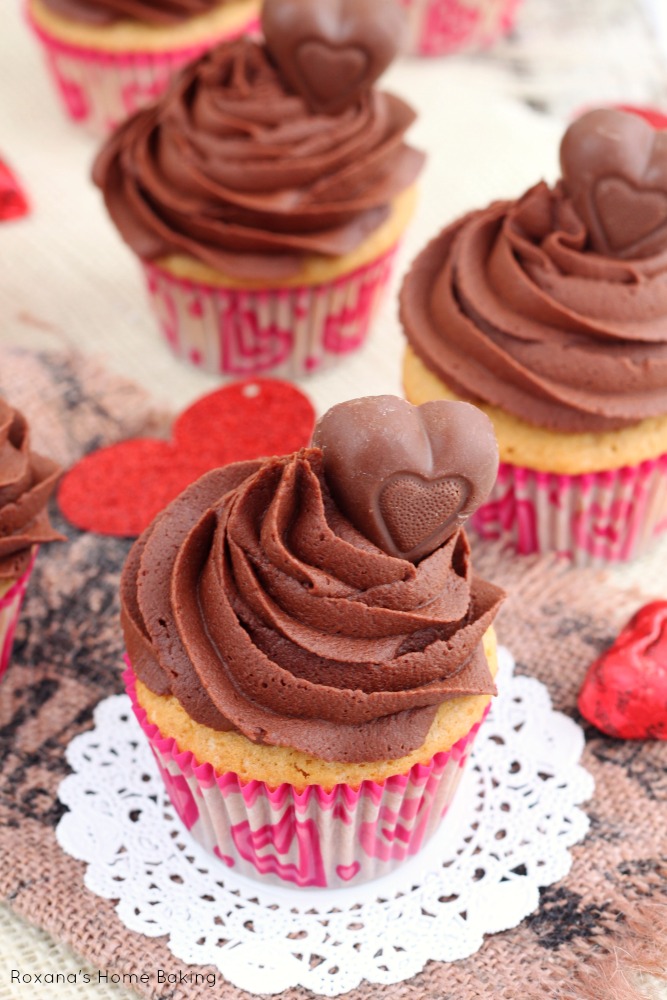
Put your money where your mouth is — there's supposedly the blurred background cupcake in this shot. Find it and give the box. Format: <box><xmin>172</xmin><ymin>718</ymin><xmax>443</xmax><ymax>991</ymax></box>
<box><xmin>0</xmin><ymin>398</ymin><xmax>62</xmax><ymax>680</ymax></box>
<box><xmin>25</xmin><ymin>0</ymin><xmax>261</xmax><ymax>135</ymax></box>
<box><xmin>400</xmin><ymin>107</ymin><xmax>667</xmax><ymax>567</ymax></box>
<box><xmin>92</xmin><ymin>0</ymin><xmax>425</xmax><ymax>378</ymax></box>
<box><xmin>121</xmin><ymin>395</ymin><xmax>504</xmax><ymax>888</ymax></box>
<box><xmin>399</xmin><ymin>0</ymin><xmax>522</xmax><ymax>56</ymax></box>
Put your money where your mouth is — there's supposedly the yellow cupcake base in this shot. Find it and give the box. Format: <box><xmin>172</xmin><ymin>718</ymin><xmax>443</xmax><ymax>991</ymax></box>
<box><xmin>158</xmin><ymin>186</ymin><xmax>419</xmax><ymax>291</ymax></box>
<box><xmin>136</xmin><ymin>628</ymin><xmax>498</xmax><ymax>792</ymax></box>
<box><xmin>27</xmin><ymin>0</ymin><xmax>260</xmax><ymax>54</ymax></box>
<box><xmin>403</xmin><ymin>346</ymin><xmax>667</xmax><ymax>475</ymax></box>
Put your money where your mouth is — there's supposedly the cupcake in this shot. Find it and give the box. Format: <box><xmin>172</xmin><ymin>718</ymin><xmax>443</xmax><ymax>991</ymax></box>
<box><xmin>93</xmin><ymin>0</ymin><xmax>425</xmax><ymax>377</ymax></box>
<box><xmin>26</xmin><ymin>0</ymin><xmax>261</xmax><ymax>135</ymax></box>
<box><xmin>400</xmin><ymin>108</ymin><xmax>667</xmax><ymax>566</ymax></box>
<box><xmin>121</xmin><ymin>395</ymin><xmax>504</xmax><ymax>888</ymax></box>
<box><xmin>0</xmin><ymin>399</ymin><xmax>62</xmax><ymax>680</ymax></box>
<box><xmin>398</xmin><ymin>0</ymin><xmax>522</xmax><ymax>57</ymax></box>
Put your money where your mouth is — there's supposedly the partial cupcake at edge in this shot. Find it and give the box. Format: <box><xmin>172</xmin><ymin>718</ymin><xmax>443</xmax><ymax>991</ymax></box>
<box><xmin>121</xmin><ymin>395</ymin><xmax>504</xmax><ymax>888</ymax></box>
<box><xmin>400</xmin><ymin>107</ymin><xmax>667</xmax><ymax>566</ymax></box>
<box><xmin>0</xmin><ymin>398</ymin><xmax>62</xmax><ymax>680</ymax></box>
<box><xmin>26</xmin><ymin>0</ymin><xmax>261</xmax><ymax>135</ymax></box>
<box><xmin>92</xmin><ymin>0</ymin><xmax>425</xmax><ymax>378</ymax></box>
<box><xmin>398</xmin><ymin>0</ymin><xmax>522</xmax><ymax>58</ymax></box>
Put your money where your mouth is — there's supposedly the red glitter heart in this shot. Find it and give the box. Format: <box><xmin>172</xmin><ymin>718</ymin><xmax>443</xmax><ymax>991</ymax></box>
<box><xmin>0</xmin><ymin>159</ymin><xmax>29</xmax><ymax>222</ymax></box>
<box><xmin>58</xmin><ymin>379</ymin><xmax>315</xmax><ymax>537</ymax></box>
<box><xmin>578</xmin><ymin>601</ymin><xmax>667</xmax><ymax>740</ymax></box>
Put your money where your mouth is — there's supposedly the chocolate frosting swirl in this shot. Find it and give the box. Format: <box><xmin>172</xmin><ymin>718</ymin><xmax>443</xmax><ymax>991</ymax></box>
<box><xmin>93</xmin><ymin>38</ymin><xmax>425</xmax><ymax>280</ymax></box>
<box><xmin>401</xmin><ymin>179</ymin><xmax>667</xmax><ymax>433</ymax></box>
<box><xmin>0</xmin><ymin>400</ymin><xmax>63</xmax><ymax>580</ymax></box>
<box><xmin>121</xmin><ymin>450</ymin><xmax>503</xmax><ymax>763</ymax></box>
<box><xmin>41</xmin><ymin>0</ymin><xmax>222</xmax><ymax>27</ymax></box>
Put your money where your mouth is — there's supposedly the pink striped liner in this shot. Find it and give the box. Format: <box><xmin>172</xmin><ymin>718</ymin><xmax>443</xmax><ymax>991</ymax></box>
<box><xmin>0</xmin><ymin>548</ymin><xmax>38</xmax><ymax>682</ymax></box>
<box><xmin>398</xmin><ymin>0</ymin><xmax>521</xmax><ymax>55</ymax></box>
<box><xmin>470</xmin><ymin>454</ymin><xmax>667</xmax><ymax>567</ymax></box>
<box><xmin>26</xmin><ymin>4</ymin><xmax>260</xmax><ymax>136</ymax></box>
<box><xmin>125</xmin><ymin>663</ymin><xmax>488</xmax><ymax>889</ymax></box>
<box><xmin>142</xmin><ymin>246</ymin><xmax>398</xmax><ymax>378</ymax></box>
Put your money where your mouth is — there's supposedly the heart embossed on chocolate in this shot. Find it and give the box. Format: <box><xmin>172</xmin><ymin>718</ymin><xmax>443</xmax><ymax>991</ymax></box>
<box><xmin>560</xmin><ymin>107</ymin><xmax>667</xmax><ymax>258</ymax></box>
<box><xmin>312</xmin><ymin>396</ymin><xmax>498</xmax><ymax>562</ymax></box>
<box><xmin>380</xmin><ymin>475</ymin><xmax>469</xmax><ymax>555</ymax></box>
<box><xmin>261</xmin><ymin>0</ymin><xmax>405</xmax><ymax>114</ymax></box>
<box><xmin>296</xmin><ymin>41</ymin><xmax>369</xmax><ymax>108</ymax></box>
<box><xmin>595</xmin><ymin>177</ymin><xmax>667</xmax><ymax>251</ymax></box>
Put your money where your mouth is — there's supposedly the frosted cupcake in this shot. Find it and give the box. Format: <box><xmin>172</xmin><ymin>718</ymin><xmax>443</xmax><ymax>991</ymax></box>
<box><xmin>93</xmin><ymin>0</ymin><xmax>425</xmax><ymax>377</ymax></box>
<box><xmin>0</xmin><ymin>398</ymin><xmax>62</xmax><ymax>680</ymax></box>
<box><xmin>400</xmin><ymin>108</ymin><xmax>667</xmax><ymax>566</ymax></box>
<box><xmin>26</xmin><ymin>0</ymin><xmax>260</xmax><ymax>135</ymax></box>
<box><xmin>121</xmin><ymin>395</ymin><xmax>504</xmax><ymax>888</ymax></box>
<box><xmin>399</xmin><ymin>0</ymin><xmax>522</xmax><ymax>57</ymax></box>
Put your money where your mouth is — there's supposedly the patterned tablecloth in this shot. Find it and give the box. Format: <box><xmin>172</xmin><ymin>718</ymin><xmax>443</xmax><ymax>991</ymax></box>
<box><xmin>1</xmin><ymin>1</ymin><xmax>666</xmax><ymax>998</ymax></box>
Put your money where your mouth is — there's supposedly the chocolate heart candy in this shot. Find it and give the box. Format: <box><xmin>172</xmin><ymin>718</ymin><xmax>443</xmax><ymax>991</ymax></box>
<box><xmin>261</xmin><ymin>0</ymin><xmax>405</xmax><ymax>115</ymax></box>
<box><xmin>312</xmin><ymin>396</ymin><xmax>499</xmax><ymax>562</ymax></box>
<box><xmin>560</xmin><ymin>107</ymin><xmax>667</xmax><ymax>259</ymax></box>
<box><xmin>578</xmin><ymin>601</ymin><xmax>667</xmax><ymax>740</ymax></box>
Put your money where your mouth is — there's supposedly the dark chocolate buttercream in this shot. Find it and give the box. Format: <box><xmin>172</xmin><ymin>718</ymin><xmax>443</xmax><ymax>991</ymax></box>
<box><xmin>0</xmin><ymin>399</ymin><xmax>63</xmax><ymax>580</ymax></box>
<box><xmin>93</xmin><ymin>38</ymin><xmax>425</xmax><ymax>280</ymax></box>
<box><xmin>42</xmin><ymin>0</ymin><xmax>223</xmax><ymax>27</ymax></box>
<box><xmin>121</xmin><ymin>446</ymin><xmax>503</xmax><ymax>763</ymax></box>
<box><xmin>401</xmin><ymin>109</ymin><xmax>667</xmax><ymax>434</ymax></box>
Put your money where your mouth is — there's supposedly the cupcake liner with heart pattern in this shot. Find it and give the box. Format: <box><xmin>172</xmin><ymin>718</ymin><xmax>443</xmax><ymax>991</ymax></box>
<box><xmin>125</xmin><ymin>664</ymin><xmax>487</xmax><ymax>889</ymax></box>
<box><xmin>398</xmin><ymin>0</ymin><xmax>522</xmax><ymax>56</ymax></box>
<box><xmin>470</xmin><ymin>455</ymin><xmax>667</xmax><ymax>567</ymax></box>
<box><xmin>26</xmin><ymin>7</ymin><xmax>260</xmax><ymax>136</ymax></box>
<box><xmin>142</xmin><ymin>246</ymin><xmax>398</xmax><ymax>378</ymax></box>
<box><xmin>0</xmin><ymin>548</ymin><xmax>37</xmax><ymax>682</ymax></box>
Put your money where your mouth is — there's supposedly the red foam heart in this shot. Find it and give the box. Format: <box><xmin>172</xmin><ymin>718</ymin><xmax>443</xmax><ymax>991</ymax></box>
<box><xmin>58</xmin><ymin>379</ymin><xmax>315</xmax><ymax>537</ymax></box>
<box><xmin>0</xmin><ymin>158</ymin><xmax>29</xmax><ymax>221</ymax></box>
<box><xmin>578</xmin><ymin>601</ymin><xmax>667</xmax><ymax>740</ymax></box>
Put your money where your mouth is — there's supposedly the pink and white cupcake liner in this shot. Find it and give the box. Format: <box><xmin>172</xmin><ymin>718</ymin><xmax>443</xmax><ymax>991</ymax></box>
<box><xmin>26</xmin><ymin>8</ymin><xmax>260</xmax><ymax>136</ymax></box>
<box><xmin>398</xmin><ymin>0</ymin><xmax>521</xmax><ymax>56</ymax></box>
<box><xmin>125</xmin><ymin>664</ymin><xmax>487</xmax><ymax>889</ymax></box>
<box><xmin>142</xmin><ymin>247</ymin><xmax>398</xmax><ymax>378</ymax></box>
<box><xmin>0</xmin><ymin>548</ymin><xmax>37</xmax><ymax>682</ymax></box>
<box><xmin>470</xmin><ymin>455</ymin><xmax>667</xmax><ymax>566</ymax></box>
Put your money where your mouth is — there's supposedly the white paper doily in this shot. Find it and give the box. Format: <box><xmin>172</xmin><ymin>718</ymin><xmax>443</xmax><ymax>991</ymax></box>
<box><xmin>56</xmin><ymin>648</ymin><xmax>593</xmax><ymax>997</ymax></box>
